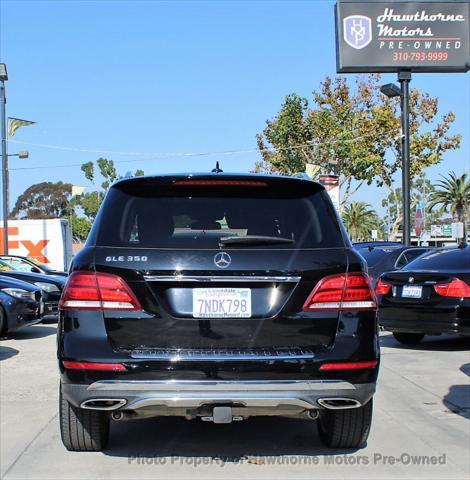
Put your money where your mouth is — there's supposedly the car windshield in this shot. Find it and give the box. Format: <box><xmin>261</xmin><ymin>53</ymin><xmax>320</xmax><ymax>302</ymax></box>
<box><xmin>92</xmin><ymin>179</ymin><xmax>344</xmax><ymax>249</ymax></box>
<box><xmin>404</xmin><ymin>248</ymin><xmax>470</xmax><ymax>272</ymax></box>
<box><xmin>357</xmin><ymin>247</ymin><xmax>400</xmax><ymax>267</ymax></box>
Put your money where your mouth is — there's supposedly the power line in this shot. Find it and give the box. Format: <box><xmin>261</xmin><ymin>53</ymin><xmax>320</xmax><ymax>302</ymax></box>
<box><xmin>9</xmin><ymin>134</ymin><xmax>378</xmax><ymax>171</ymax></box>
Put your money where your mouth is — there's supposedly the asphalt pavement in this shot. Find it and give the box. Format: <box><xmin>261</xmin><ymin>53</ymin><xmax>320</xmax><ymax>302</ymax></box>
<box><xmin>1</xmin><ymin>324</ymin><xmax>469</xmax><ymax>479</ymax></box>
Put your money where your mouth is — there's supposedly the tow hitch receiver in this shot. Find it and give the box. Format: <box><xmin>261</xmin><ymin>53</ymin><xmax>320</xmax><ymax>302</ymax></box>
<box><xmin>201</xmin><ymin>407</ymin><xmax>243</xmax><ymax>424</ymax></box>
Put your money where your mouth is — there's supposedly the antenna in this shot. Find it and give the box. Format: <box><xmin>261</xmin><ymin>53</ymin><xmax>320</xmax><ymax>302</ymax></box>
<box><xmin>211</xmin><ymin>161</ymin><xmax>223</xmax><ymax>173</ymax></box>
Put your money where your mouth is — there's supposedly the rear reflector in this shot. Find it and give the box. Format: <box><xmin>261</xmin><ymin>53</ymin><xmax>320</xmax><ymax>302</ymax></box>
<box><xmin>302</xmin><ymin>273</ymin><xmax>377</xmax><ymax>311</ymax></box>
<box><xmin>59</xmin><ymin>271</ymin><xmax>141</xmax><ymax>311</ymax></box>
<box><xmin>319</xmin><ymin>360</ymin><xmax>378</xmax><ymax>371</ymax></box>
<box><xmin>62</xmin><ymin>361</ymin><xmax>127</xmax><ymax>371</ymax></box>
<box><xmin>173</xmin><ymin>180</ymin><xmax>268</xmax><ymax>187</ymax></box>
<box><xmin>434</xmin><ymin>279</ymin><xmax>470</xmax><ymax>298</ymax></box>
<box><xmin>375</xmin><ymin>278</ymin><xmax>392</xmax><ymax>296</ymax></box>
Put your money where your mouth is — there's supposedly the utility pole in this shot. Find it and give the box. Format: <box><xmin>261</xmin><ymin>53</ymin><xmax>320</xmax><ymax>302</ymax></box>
<box><xmin>0</xmin><ymin>64</ymin><xmax>8</xmax><ymax>255</ymax></box>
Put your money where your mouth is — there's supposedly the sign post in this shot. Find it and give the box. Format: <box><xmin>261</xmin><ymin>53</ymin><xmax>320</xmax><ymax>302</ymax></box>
<box><xmin>400</xmin><ymin>71</ymin><xmax>412</xmax><ymax>245</ymax></box>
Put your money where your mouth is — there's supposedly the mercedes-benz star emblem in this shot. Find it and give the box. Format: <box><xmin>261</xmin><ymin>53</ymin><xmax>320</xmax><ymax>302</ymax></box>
<box><xmin>214</xmin><ymin>252</ymin><xmax>231</xmax><ymax>269</ymax></box>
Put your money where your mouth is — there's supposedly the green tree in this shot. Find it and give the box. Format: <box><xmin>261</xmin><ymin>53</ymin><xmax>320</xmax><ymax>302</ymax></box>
<box><xmin>256</xmin><ymin>74</ymin><xmax>461</xmax><ymax>209</ymax></box>
<box><xmin>428</xmin><ymin>172</ymin><xmax>470</xmax><ymax>240</ymax></box>
<box><xmin>342</xmin><ymin>202</ymin><xmax>382</xmax><ymax>242</ymax></box>
<box><xmin>69</xmin><ymin>215</ymin><xmax>92</xmax><ymax>242</ymax></box>
<box><xmin>11</xmin><ymin>181</ymin><xmax>72</xmax><ymax>219</ymax></box>
<box><xmin>76</xmin><ymin>158</ymin><xmax>144</xmax><ymax>221</ymax></box>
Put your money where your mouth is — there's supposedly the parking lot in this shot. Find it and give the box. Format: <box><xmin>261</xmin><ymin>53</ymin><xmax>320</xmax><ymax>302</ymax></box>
<box><xmin>0</xmin><ymin>324</ymin><xmax>468</xmax><ymax>480</ymax></box>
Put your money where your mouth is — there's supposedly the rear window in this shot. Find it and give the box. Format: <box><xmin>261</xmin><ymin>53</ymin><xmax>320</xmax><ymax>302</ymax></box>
<box><xmin>91</xmin><ymin>179</ymin><xmax>344</xmax><ymax>249</ymax></box>
<box><xmin>395</xmin><ymin>248</ymin><xmax>430</xmax><ymax>269</ymax></box>
<box><xmin>357</xmin><ymin>247</ymin><xmax>399</xmax><ymax>267</ymax></box>
<box><xmin>404</xmin><ymin>248</ymin><xmax>470</xmax><ymax>272</ymax></box>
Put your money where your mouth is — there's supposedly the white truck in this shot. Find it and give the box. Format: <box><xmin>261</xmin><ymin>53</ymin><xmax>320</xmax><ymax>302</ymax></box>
<box><xmin>0</xmin><ymin>218</ymin><xmax>73</xmax><ymax>272</ymax></box>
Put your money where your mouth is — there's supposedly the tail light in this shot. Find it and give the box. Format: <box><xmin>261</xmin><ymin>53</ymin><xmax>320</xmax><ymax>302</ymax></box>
<box><xmin>434</xmin><ymin>279</ymin><xmax>470</xmax><ymax>298</ymax></box>
<box><xmin>62</xmin><ymin>361</ymin><xmax>127</xmax><ymax>371</ymax></box>
<box><xmin>59</xmin><ymin>271</ymin><xmax>141</xmax><ymax>311</ymax></box>
<box><xmin>302</xmin><ymin>273</ymin><xmax>376</xmax><ymax>311</ymax></box>
<box><xmin>375</xmin><ymin>278</ymin><xmax>392</xmax><ymax>296</ymax></box>
<box><xmin>319</xmin><ymin>360</ymin><xmax>378</xmax><ymax>371</ymax></box>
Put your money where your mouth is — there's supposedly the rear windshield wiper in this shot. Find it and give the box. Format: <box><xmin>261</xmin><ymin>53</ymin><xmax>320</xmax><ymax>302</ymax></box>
<box><xmin>219</xmin><ymin>235</ymin><xmax>294</xmax><ymax>246</ymax></box>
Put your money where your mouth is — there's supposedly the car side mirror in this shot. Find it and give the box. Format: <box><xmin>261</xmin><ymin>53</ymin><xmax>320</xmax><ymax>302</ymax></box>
<box><xmin>31</xmin><ymin>267</ymin><xmax>41</xmax><ymax>273</ymax></box>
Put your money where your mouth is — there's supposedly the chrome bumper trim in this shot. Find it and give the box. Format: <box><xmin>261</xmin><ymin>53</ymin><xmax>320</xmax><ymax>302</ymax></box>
<box><xmin>130</xmin><ymin>348</ymin><xmax>314</xmax><ymax>361</ymax></box>
<box><xmin>143</xmin><ymin>275</ymin><xmax>301</xmax><ymax>283</ymax></box>
<box><xmin>87</xmin><ymin>379</ymin><xmax>355</xmax><ymax>392</ymax></box>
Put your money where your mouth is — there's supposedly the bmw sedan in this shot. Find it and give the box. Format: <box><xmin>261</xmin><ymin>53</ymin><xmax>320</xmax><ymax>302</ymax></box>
<box><xmin>0</xmin><ymin>275</ymin><xmax>42</xmax><ymax>335</ymax></box>
<box><xmin>376</xmin><ymin>246</ymin><xmax>470</xmax><ymax>345</ymax></box>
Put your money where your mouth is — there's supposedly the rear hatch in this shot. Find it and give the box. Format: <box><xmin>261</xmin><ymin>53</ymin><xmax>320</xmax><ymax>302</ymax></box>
<box><xmin>90</xmin><ymin>175</ymin><xmax>349</xmax><ymax>353</ymax></box>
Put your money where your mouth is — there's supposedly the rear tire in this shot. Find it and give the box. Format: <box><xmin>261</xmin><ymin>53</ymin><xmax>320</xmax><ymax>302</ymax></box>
<box><xmin>59</xmin><ymin>384</ymin><xmax>110</xmax><ymax>451</ymax></box>
<box><xmin>393</xmin><ymin>332</ymin><xmax>425</xmax><ymax>345</ymax></box>
<box><xmin>318</xmin><ymin>399</ymin><xmax>373</xmax><ymax>449</ymax></box>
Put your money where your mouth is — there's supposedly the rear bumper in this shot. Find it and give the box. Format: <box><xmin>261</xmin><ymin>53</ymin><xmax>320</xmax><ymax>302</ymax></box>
<box><xmin>61</xmin><ymin>379</ymin><xmax>376</xmax><ymax>414</ymax></box>
<box><xmin>380</xmin><ymin>318</ymin><xmax>470</xmax><ymax>336</ymax></box>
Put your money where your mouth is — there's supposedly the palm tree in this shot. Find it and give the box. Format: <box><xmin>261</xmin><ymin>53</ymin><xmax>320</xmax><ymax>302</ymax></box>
<box><xmin>429</xmin><ymin>172</ymin><xmax>470</xmax><ymax>241</ymax></box>
<box><xmin>342</xmin><ymin>202</ymin><xmax>380</xmax><ymax>242</ymax></box>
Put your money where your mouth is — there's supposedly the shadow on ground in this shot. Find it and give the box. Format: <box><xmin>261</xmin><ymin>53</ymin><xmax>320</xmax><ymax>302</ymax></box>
<box><xmin>443</xmin><ymin>363</ymin><xmax>470</xmax><ymax>420</ymax></box>
<box><xmin>103</xmin><ymin>416</ymin><xmax>358</xmax><ymax>460</ymax></box>
<box><xmin>380</xmin><ymin>333</ymin><xmax>470</xmax><ymax>352</ymax></box>
<box><xmin>1</xmin><ymin>324</ymin><xmax>57</xmax><ymax>341</ymax></box>
<box><xmin>0</xmin><ymin>345</ymin><xmax>19</xmax><ymax>361</ymax></box>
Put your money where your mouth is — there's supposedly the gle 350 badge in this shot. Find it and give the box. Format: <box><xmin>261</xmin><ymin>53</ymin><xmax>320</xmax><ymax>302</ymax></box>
<box><xmin>105</xmin><ymin>255</ymin><xmax>148</xmax><ymax>262</ymax></box>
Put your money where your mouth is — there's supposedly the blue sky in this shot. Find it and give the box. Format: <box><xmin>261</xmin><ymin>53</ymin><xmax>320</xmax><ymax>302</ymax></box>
<box><xmin>0</xmin><ymin>0</ymin><xmax>469</xmax><ymax>217</ymax></box>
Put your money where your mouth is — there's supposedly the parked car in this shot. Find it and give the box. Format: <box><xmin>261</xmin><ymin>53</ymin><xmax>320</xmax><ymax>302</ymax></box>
<box><xmin>0</xmin><ymin>255</ymin><xmax>68</xmax><ymax>277</ymax></box>
<box><xmin>0</xmin><ymin>259</ymin><xmax>15</xmax><ymax>271</ymax></box>
<box><xmin>354</xmin><ymin>242</ymin><xmax>434</xmax><ymax>286</ymax></box>
<box><xmin>376</xmin><ymin>246</ymin><xmax>470</xmax><ymax>345</ymax></box>
<box><xmin>0</xmin><ymin>270</ymin><xmax>65</xmax><ymax>320</ymax></box>
<box><xmin>0</xmin><ymin>275</ymin><xmax>43</xmax><ymax>335</ymax></box>
<box><xmin>58</xmin><ymin>172</ymin><xmax>379</xmax><ymax>452</ymax></box>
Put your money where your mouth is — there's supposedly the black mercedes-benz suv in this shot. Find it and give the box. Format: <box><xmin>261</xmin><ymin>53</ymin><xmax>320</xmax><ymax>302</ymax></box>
<box><xmin>57</xmin><ymin>172</ymin><xmax>380</xmax><ymax>452</ymax></box>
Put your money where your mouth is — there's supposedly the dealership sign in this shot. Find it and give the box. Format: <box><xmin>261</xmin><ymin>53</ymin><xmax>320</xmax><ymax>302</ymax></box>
<box><xmin>336</xmin><ymin>1</ymin><xmax>470</xmax><ymax>72</ymax></box>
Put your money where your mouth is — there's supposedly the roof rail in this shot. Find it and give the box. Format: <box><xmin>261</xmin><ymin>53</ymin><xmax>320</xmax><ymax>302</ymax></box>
<box><xmin>292</xmin><ymin>172</ymin><xmax>311</xmax><ymax>180</ymax></box>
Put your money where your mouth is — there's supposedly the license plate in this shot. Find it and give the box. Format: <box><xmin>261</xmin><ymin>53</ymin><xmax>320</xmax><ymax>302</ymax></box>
<box><xmin>402</xmin><ymin>285</ymin><xmax>423</xmax><ymax>299</ymax></box>
<box><xmin>192</xmin><ymin>288</ymin><xmax>251</xmax><ymax>318</ymax></box>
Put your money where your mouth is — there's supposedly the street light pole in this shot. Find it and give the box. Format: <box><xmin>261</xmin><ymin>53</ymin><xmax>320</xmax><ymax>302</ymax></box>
<box><xmin>398</xmin><ymin>71</ymin><xmax>412</xmax><ymax>246</ymax></box>
<box><xmin>0</xmin><ymin>65</ymin><xmax>8</xmax><ymax>255</ymax></box>
<box><xmin>380</xmin><ymin>72</ymin><xmax>412</xmax><ymax>246</ymax></box>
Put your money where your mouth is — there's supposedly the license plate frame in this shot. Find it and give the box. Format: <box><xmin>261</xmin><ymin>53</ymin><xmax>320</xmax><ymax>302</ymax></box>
<box><xmin>192</xmin><ymin>288</ymin><xmax>252</xmax><ymax>318</ymax></box>
<box><xmin>401</xmin><ymin>285</ymin><xmax>423</xmax><ymax>299</ymax></box>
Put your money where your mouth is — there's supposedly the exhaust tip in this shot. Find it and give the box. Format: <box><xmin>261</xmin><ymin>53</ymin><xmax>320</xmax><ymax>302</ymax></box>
<box><xmin>80</xmin><ymin>398</ymin><xmax>127</xmax><ymax>410</ymax></box>
<box><xmin>317</xmin><ymin>398</ymin><xmax>362</xmax><ymax>410</ymax></box>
